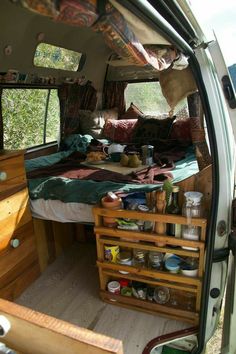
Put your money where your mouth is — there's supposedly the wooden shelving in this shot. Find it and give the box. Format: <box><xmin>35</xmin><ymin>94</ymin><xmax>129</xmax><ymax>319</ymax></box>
<box><xmin>93</xmin><ymin>206</ymin><xmax>207</xmax><ymax>325</ymax></box>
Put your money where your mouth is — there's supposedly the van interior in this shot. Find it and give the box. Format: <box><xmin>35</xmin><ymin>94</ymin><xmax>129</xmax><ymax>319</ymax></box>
<box><xmin>0</xmin><ymin>1</ymin><xmax>214</xmax><ymax>353</ymax></box>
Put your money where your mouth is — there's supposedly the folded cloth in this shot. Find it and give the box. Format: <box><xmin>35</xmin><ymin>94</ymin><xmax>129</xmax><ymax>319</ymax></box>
<box><xmin>27</xmin><ymin>158</ymin><xmax>174</xmax><ymax>185</ymax></box>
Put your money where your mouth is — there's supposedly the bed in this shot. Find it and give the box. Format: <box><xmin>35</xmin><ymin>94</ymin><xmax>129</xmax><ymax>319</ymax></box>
<box><xmin>25</xmin><ymin>134</ymin><xmax>199</xmax><ymax>223</ymax></box>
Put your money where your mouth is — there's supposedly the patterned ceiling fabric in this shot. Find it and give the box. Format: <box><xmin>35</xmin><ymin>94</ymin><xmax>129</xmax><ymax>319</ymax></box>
<box><xmin>19</xmin><ymin>0</ymin><xmax>178</xmax><ymax>71</ymax></box>
<box><xmin>56</xmin><ymin>0</ymin><xmax>98</xmax><ymax>27</ymax></box>
<box><xmin>20</xmin><ymin>0</ymin><xmax>59</xmax><ymax>17</ymax></box>
<box><xmin>92</xmin><ymin>3</ymin><xmax>177</xmax><ymax>71</ymax></box>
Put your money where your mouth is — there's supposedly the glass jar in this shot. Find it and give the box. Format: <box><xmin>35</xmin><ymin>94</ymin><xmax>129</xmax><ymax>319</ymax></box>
<box><xmin>182</xmin><ymin>191</ymin><xmax>203</xmax><ymax>249</ymax></box>
<box><xmin>117</xmin><ymin>251</ymin><xmax>132</xmax><ymax>274</ymax></box>
<box><xmin>133</xmin><ymin>249</ymin><xmax>147</xmax><ymax>267</ymax></box>
<box><xmin>148</xmin><ymin>251</ymin><xmax>164</xmax><ymax>270</ymax></box>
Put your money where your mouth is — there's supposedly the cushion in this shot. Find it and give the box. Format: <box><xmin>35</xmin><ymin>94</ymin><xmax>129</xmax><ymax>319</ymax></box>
<box><xmin>102</xmin><ymin>119</ymin><xmax>138</xmax><ymax>143</ymax></box>
<box><xmin>170</xmin><ymin>118</ymin><xmax>192</xmax><ymax>143</ymax></box>
<box><xmin>80</xmin><ymin>108</ymin><xmax>118</xmax><ymax>139</ymax></box>
<box><xmin>132</xmin><ymin>115</ymin><xmax>175</xmax><ymax>144</ymax></box>
<box><xmin>120</xmin><ymin>102</ymin><xmax>144</xmax><ymax>120</ymax></box>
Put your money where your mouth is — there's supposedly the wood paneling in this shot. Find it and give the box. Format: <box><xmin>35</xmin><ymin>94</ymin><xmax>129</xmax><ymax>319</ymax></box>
<box><xmin>0</xmin><ymin>150</ymin><xmax>40</xmax><ymax>300</ymax></box>
<box><xmin>0</xmin><ymin>299</ymin><xmax>123</xmax><ymax>354</ymax></box>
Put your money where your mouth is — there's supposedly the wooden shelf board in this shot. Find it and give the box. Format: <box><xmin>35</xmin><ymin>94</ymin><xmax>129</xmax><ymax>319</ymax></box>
<box><xmin>95</xmin><ymin>227</ymin><xmax>205</xmax><ymax>250</ymax></box>
<box><xmin>99</xmin><ymin>236</ymin><xmax>201</xmax><ymax>258</ymax></box>
<box><xmin>97</xmin><ymin>261</ymin><xmax>201</xmax><ymax>286</ymax></box>
<box><xmin>100</xmin><ymin>290</ymin><xmax>199</xmax><ymax>325</ymax></box>
<box><xmin>102</xmin><ymin>269</ymin><xmax>199</xmax><ymax>293</ymax></box>
<box><xmin>93</xmin><ymin>207</ymin><xmax>207</xmax><ymax>227</ymax></box>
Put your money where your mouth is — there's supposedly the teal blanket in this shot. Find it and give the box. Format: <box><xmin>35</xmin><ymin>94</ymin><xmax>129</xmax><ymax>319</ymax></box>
<box><xmin>27</xmin><ymin>151</ymin><xmax>198</xmax><ymax>204</ymax></box>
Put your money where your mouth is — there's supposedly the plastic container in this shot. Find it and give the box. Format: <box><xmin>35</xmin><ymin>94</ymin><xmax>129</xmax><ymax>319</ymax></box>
<box><xmin>107</xmin><ymin>281</ymin><xmax>120</xmax><ymax>301</ymax></box>
<box><xmin>164</xmin><ymin>255</ymin><xmax>181</xmax><ymax>273</ymax></box>
<box><xmin>182</xmin><ymin>191</ymin><xmax>203</xmax><ymax>250</ymax></box>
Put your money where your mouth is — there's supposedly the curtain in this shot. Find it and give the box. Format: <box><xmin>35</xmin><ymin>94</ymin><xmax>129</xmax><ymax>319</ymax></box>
<box><xmin>103</xmin><ymin>81</ymin><xmax>127</xmax><ymax>117</ymax></box>
<box><xmin>58</xmin><ymin>81</ymin><xmax>97</xmax><ymax>140</ymax></box>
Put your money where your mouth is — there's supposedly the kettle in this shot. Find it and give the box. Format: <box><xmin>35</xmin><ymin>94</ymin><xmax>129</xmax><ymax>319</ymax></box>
<box><xmin>108</xmin><ymin>143</ymin><xmax>126</xmax><ymax>155</ymax></box>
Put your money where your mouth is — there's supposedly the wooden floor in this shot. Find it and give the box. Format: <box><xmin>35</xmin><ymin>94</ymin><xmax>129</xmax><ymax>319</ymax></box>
<box><xmin>16</xmin><ymin>242</ymin><xmax>190</xmax><ymax>354</ymax></box>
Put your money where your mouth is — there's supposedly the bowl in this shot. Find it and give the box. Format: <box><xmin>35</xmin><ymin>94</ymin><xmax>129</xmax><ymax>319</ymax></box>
<box><xmin>180</xmin><ymin>268</ymin><xmax>198</xmax><ymax>277</ymax></box>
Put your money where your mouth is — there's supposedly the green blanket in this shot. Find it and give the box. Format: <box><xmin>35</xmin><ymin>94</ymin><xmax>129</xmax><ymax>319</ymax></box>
<box><xmin>28</xmin><ymin>152</ymin><xmax>198</xmax><ymax>204</ymax></box>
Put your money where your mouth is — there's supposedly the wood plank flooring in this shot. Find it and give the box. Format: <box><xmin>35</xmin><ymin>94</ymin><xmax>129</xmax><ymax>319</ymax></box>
<box><xmin>16</xmin><ymin>242</ymin><xmax>190</xmax><ymax>354</ymax></box>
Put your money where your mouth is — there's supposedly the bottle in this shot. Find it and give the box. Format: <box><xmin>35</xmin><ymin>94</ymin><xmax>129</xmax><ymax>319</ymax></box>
<box><xmin>166</xmin><ymin>186</ymin><xmax>181</xmax><ymax>238</ymax></box>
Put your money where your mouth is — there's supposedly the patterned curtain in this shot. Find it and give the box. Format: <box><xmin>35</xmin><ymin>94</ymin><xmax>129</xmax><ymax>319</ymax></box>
<box><xmin>103</xmin><ymin>81</ymin><xmax>128</xmax><ymax>117</ymax></box>
<box><xmin>58</xmin><ymin>81</ymin><xmax>97</xmax><ymax>140</ymax></box>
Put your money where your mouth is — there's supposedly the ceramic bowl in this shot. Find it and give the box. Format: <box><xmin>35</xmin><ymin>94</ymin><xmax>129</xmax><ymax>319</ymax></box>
<box><xmin>180</xmin><ymin>268</ymin><xmax>198</xmax><ymax>277</ymax></box>
<box><xmin>110</xmin><ymin>152</ymin><xmax>121</xmax><ymax>162</ymax></box>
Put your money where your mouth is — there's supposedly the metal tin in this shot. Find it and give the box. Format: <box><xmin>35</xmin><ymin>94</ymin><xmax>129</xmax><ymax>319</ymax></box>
<box><xmin>141</xmin><ymin>145</ymin><xmax>154</xmax><ymax>165</ymax></box>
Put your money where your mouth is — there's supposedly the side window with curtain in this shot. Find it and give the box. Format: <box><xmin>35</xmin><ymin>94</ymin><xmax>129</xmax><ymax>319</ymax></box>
<box><xmin>2</xmin><ymin>88</ymin><xmax>60</xmax><ymax>149</ymax></box>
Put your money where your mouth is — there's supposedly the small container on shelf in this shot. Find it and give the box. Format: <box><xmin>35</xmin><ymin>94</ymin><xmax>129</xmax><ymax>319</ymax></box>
<box><xmin>164</xmin><ymin>255</ymin><xmax>181</xmax><ymax>273</ymax></box>
<box><xmin>181</xmin><ymin>191</ymin><xmax>203</xmax><ymax>249</ymax></box>
<box><xmin>119</xmin><ymin>279</ymin><xmax>132</xmax><ymax>297</ymax></box>
<box><xmin>101</xmin><ymin>193</ymin><xmax>122</xmax><ymax>228</ymax></box>
<box><xmin>153</xmin><ymin>286</ymin><xmax>170</xmax><ymax>304</ymax></box>
<box><xmin>104</xmin><ymin>245</ymin><xmax>119</xmax><ymax>263</ymax></box>
<box><xmin>148</xmin><ymin>251</ymin><xmax>164</xmax><ymax>270</ymax></box>
<box><xmin>107</xmin><ymin>281</ymin><xmax>120</xmax><ymax>301</ymax></box>
<box><xmin>132</xmin><ymin>281</ymin><xmax>147</xmax><ymax>300</ymax></box>
<box><xmin>133</xmin><ymin>249</ymin><xmax>147</xmax><ymax>268</ymax></box>
<box><xmin>117</xmin><ymin>251</ymin><xmax>133</xmax><ymax>274</ymax></box>
<box><xmin>137</xmin><ymin>204</ymin><xmax>154</xmax><ymax>232</ymax></box>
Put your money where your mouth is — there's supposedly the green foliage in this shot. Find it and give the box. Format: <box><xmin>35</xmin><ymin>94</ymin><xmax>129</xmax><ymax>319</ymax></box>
<box><xmin>125</xmin><ymin>82</ymin><xmax>169</xmax><ymax>114</ymax></box>
<box><xmin>34</xmin><ymin>43</ymin><xmax>82</xmax><ymax>71</ymax></box>
<box><xmin>2</xmin><ymin>89</ymin><xmax>60</xmax><ymax>149</ymax></box>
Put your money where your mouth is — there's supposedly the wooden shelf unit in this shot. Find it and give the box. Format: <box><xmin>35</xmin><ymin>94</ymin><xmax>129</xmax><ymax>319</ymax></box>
<box><xmin>93</xmin><ymin>206</ymin><xmax>207</xmax><ymax>325</ymax></box>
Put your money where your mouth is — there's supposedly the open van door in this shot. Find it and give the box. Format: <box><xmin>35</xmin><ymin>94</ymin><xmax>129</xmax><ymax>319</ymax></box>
<box><xmin>208</xmin><ymin>37</ymin><xmax>236</xmax><ymax>354</ymax></box>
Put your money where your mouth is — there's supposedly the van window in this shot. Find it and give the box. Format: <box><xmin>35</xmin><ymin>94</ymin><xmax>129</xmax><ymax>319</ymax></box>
<box><xmin>2</xmin><ymin>89</ymin><xmax>60</xmax><ymax>149</ymax></box>
<box><xmin>34</xmin><ymin>43</ymin><xmax>83</xmax><ymax>72</ymax></box>
<box><xmin>125</xmin><ymin>82</ymin><xmax>187</xmax><ymax>115</ymax></box>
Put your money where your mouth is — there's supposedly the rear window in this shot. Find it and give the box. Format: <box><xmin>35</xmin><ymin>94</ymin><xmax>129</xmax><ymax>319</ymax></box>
<box><xmin>2</xmin><ymin>89</ymin><xmax>60</xmax><ymax>149</ymax></box>
<box><xmin>34</xmin><ymin>43</ymin><xmax>83</xmax><ymax>72</ymax></box>
<box><xmin>125</xmin><ymin>82</ymin><xmax>187</xmax><ymax>115</ymax></box>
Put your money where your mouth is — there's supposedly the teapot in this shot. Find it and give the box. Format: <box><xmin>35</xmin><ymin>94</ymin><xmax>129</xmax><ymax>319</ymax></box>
<box><xmin>108</xmin><ymin>143</ymin><xmax>126</xmax><ymax>155</ymax></box>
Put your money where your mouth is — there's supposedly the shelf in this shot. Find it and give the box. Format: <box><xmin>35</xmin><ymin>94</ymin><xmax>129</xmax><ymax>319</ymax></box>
<box><xmin>100</xmin><ymin>269</ymin><xmax>199</xmax><ymax>293</ymax></box>
<box><xmin>100</xmin><ymin>290</ymin><xmax>199</xmax><ymax>325</ymax></box>
<box><xmin>94</xmin><ymin>226</ymin><xmax>205</xmax><ymax>250</ymax></box>
<box><xmin>94</xmin><ymin>204</ymin><xmax>206</xmax><ymax>324</ymax></box>
<box><xmin>97</xmin><ymin>261</ymin><xmax>202</xmax><ymax>287</ymax></box>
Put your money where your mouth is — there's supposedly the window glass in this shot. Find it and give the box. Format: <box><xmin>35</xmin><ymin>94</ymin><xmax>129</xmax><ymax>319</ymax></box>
<box><xmin>2</xmin><ymin>89</ymin><xmax>60</xmax><ymax>149</ymax></box>
<box><xmin>125</xmin><ymin>82</ymin><xmax>187</xmax><ymax>115</ymax></box>
<box><xmin>34</xmin><ymin>43</ymin><xmax>82</xmax><ymax>71</ymax></box>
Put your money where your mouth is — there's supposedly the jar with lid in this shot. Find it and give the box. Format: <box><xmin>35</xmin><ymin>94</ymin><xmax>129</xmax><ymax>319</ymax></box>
<box><xmin>182</xmin><ymin>191</ymin><xmax>203</xmax><ymax>249</ymax></box>
<box><xmin>117</xmin><ymin>251</ymin><xmax>132</xmax><ymax>274</ymax></box>
<box><xmin>133</xmin><ymin>249</ymin><xmax>147</xmax><ymax>268</ymax></box>
<box><xmin>137</xmin><ymin>204</ymin><xmax>153</xmax><ymax>232</ymax></box>
<box><xmin>148</xmin><ymin>251</ymin><xmax>164</xmax><ymax>270</ymax></box>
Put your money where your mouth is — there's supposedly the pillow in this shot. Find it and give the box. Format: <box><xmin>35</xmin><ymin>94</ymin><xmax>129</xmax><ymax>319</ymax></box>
<box><xmin>170</xmin><ymin>118</ymin><xmax>192</xmax><ymax>144</ymax></box>
<box><xmin>102</xmin><ymin>119</ymin><xmax>138</xmax><ymax>143</ymax></box>
<box><xmin>79</xmin><ymin>108</ymin><xmax>118</xmax><ymax>139</ymax></box>
<box><xmin>132</xmin><ymin>115</ymin><xmax>175</xmax><ymax>144</ymax></box>
<box><xmin>120</xmin><ymin>102</ymin><xmax>143</xmax><ymax>120</ymax></box>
